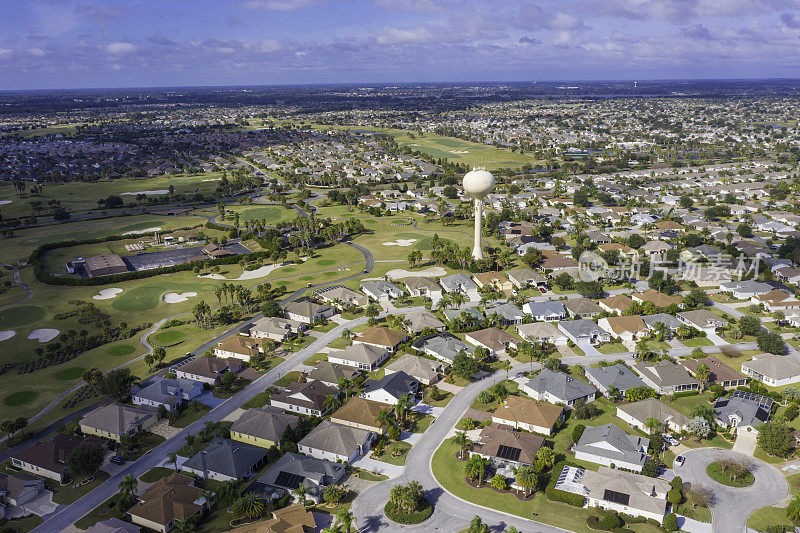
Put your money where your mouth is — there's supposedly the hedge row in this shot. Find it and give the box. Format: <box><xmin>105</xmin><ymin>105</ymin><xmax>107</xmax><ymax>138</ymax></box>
<box><xmin>673</xmin><ymin>390</ymin><xmax>699</xmax><ymax>398</ymax></box>
<box><xmin>383</xmin><ymin>499</ymin><xmax>433</xmax><ymax>525</ymax></box>
<box><xmin>545</xmin><ymin>460</ymin><xmax>585</xmax><ymax>507</ymax></box>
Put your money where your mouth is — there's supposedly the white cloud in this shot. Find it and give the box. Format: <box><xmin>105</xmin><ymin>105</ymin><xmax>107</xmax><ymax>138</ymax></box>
<box><xmin>106</xmin><ymin>42</ymin><xmax>136</xmax><ymax>55</ymax></box>
<box><xmin>0</xmin><ymin>48</ymin><xmax>12</xmax><ymax>60</ymax></box>
<box><xmin>28</xmin><ymin>48</ymin><xmax>45</xmax><ymax>57</ymax></box>
<box><xmin>377</xmin><ymin>27</ymin><xmax>434</xmax><ymax>44</ymax></box>
<box><xmin>241</xmin><ymin>0</ymin><xmax>316</xmax><ymax>10</ymax></box>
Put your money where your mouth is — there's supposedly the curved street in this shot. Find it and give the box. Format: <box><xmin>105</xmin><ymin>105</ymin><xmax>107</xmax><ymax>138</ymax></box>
<box><xmin>673</xmin><ymin>448</ymin><xmax>788</xmax><ymax>533</ymax></box>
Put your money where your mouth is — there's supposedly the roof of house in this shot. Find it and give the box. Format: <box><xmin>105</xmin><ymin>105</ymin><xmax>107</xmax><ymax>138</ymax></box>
<box><xmin>12</xmin><ymin>433</ymin><xmax>104</xmax><ymax>475</ymax></box>
<box><xmin>284</xmin><ymin>300</ymin><xmax>332</xmax><ymax>319</ymax></box>
<box><xmin>713</xmin><ymin>395</ymin><xmax>771</xmax><ymax>428</ymax></box>
<box><xmin>615</xmin><ymin>398</ymin><xmax>690</xmax><ymax>428</ymax></box>
<box><xmin>227</xmin><ymin>504</ymin><xmax>317</xmax><ymax>533</ymax></box>
<box><xmin>641</xmin><ymin>313</ymin><xmax>683</xmax><ymax>330</ymax></box>
<box><xmin>307</xmin><ymin>361</ymin><xmax>359</xmax><ymax>385</ymax></box>
<box><xmin>574</xmin><ymin>423</ymin><xmax>649</xmax><ymax>467</ymax></box>
<box><xmin>465</xmin><ymin>327</ymin><xmax>518</xmax><ymax>351</ymax></box>
<box><xmin>271</xmin><ymin>380</ymin><xmax>338</xmax><ymax>412</ymax></box>
<box><xmin>177</xmin><ymin>356</ymin><xmax>241</xmax><ymax>379</ymax></box>
<box><xmin>486</xmin><ymin>303</ymin><xmax>525</xmax><ymax>321</ymax></box>
<box><xmin>599</xmin><ymin>294</ymin><xmax>634</xmax><ymax>312</ymax></box>
<box><xmin>523</xmin><ymin>300</ymin><xmax>566</xmax><ymax>317</ymax></box>
<box><xmin>80</xmin><ymin>403</ymin><xmax>157</xmax><ymax>437</ymax></box>
<box><xmin>259</xmin><ymin>452</ymin><xmax>345</xmax><ymax>493</ymax></box>
<box><xmin>742</xmin><ymin>354</ymin><xmax>800</xmax><ymax>380</ymax></box>
<box><xmin>354</xmin><ymin>326</ymin><xmax>406</xmax><ymax>348</ymax></box>
<box><xmin>329</xmin><ymin>343</ymin><xmax>387</xmax><ymax>365</ymax></box>
<box><xmin>363</xmin><ymin>371</ymin><xmax>419</xmax><ymax>401</ymax></box>
<box><xmin>474</xmin><ymin>271</ymin><xmax>510</xmax><ymax>286</ymax></box>
<box><xmin>298</xmin><ymin>420</ymin><xmax>373</xmax><ymax>456</ymax></box>
<box><xmin>404</xmin><ymin>276</ymin><xmax>441</xmax><ymax>292</ymax></box>
<box><xmin>0</xmin><ymin>472</ymin><xmax>42</xmax><ymax>501</ymax></box>
<box><xmin>558</xmin><ymin>319</ymin><xmax>606</xmax><ymax>338</ymax></box>
<box><xmin>404</xmin><ymin>310</ymin><xmax>446</xmax><ymax>333</ymax></box>
<box><xmin>315</xmin><ymin>285</ymin><xmax>367</xmax><ymax>305</ymax></box>
<box><xmin>216</xmin><ymin>335</ymin><xmax>262</xmax><ymax>357</ymax></box>
<box><xmin>524</xmin><ymin>369</ymin><xmax>597</xmax><ymax>402</ymax></box>
<box><xmin>128</xmin><ymin>474</ymin><xmax>204</xmax><ymax>527</ymax></box>
<box><xmin>360</xmin><ymin>280</ymin><xmax>403</xmax><ymax>296</ymax></box>
<box><xmin>506</xmin><ymin>268</ymin><xmax>546</xmax><ymax>284</ymax></box>
<box><xmin>248</xmin><ymin>316</ymin><xmax>304</xmax><ymax>337</ymax></box>
<box><xmin>678</xmin><ymin>309</ymin><xmax>728</xmax><ymax>328</ymax></box>
<box><xmin>582</xmin><ymin>466</ymin><xmax>669</xmax><ymax>516</ymax></box>
<box><xmin>516</xmin><ymin>321</ymin><xmax>567</xmax><ymax>341</ymax></box>
<box><xmin>132</xmin><ymin>378</ymin><xmax>199</xmax><ymax>406</ymax></box>
<box><xmin>230</xmin><ymin>407</ymin><xmax>299</xmax><ymax>443</ymax></box>
<box><xmin>563</xmin><ymin>298</ymin><xmax>603</xmax><ymax>314</ymax></box>
<box><xmin>585</xmin><ymin>364</ymin><xmax>646</xmax><ymax>392</ymax></box>
<box><xmin>471</xmin><ymin>423</ymin><xmax>545</xmax><ymax>464</ymax></box>
<box><xmin>413</xmin><ymin>333</ymin><xmax>474</xmax><ymax>362</ymax></box>
<box><xmin>492</xmin><ymin>395</ymin><xmax>564</xmax><ymax>430</ymax></box>
<box><xmin>85</xmin><ymin>518</ymin><xmax>142</xmax><ymax>533</ymax></box>
<box><xmin>633</xmin><ymin>362</ymin><xmax>698</xmax><ymax>389</ymax></box>
<box><xmin>330</xmin><ymin>397</ymin><xmax>387</xmax><ymax>430</ymax></box>
<box><xmin>601</xmin><ymin>315</ymin><xmax>648</xmax><ymax>336</ymax></box>
<box><xmin>439</xmin><ymin>273</ymin><xmax>478</xmax><ymax>292</ymax></box>
<box><xmin>632</xmin><ymin>290</ymin><xmax>683</xmax><ymax>308</ymax></box>
<box><xmin>680</xmin><ymin>356</ymin><xmax>747</xmax><ymax>384</ymax></box>
<box><xmin>385</xmin><ymin>354</ymin><xmax>444</xmax><ymax>382</ymax></box>
<box><xmin>183</xmin><ymin>437</ymin><xmax>267</xmax><ymax>478</ymax></box>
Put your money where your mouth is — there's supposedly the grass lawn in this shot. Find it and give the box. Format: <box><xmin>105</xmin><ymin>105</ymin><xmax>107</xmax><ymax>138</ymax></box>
<box><xmin>313</xmin><ymin>322</ymin><xmax>338</xmax><ymax>333</ymax></box>
<box><xmin>275</xmin><ymin>371</ymin><xmax>302</xmax><ymax>387</ymax></box>
<box><xmin>171</xmin><ymin>403</ymin><xmax>212</xmax><ymax>428</ymax></box>
<box><xmin>303</xmin><ymin>353</ymin><xmax>328</xmax><ymax>366</ymax></box>
<box><xmin>125</xmin><ymin>433</ymin><xmax>167</xmax><ymax>461</ymax></box>
<box><xmin>753</xmin><ymin>446</ymin><xmax>787</xmax><ymax>464</ymax></box>
<box><xmin>139</xmin><ymin>466</ymin><xmax>174</xmax><ymax>483</ymax></box>
<box><xmin>372</xmin><ymin>440</ymin><xmax>411</xmax><ymax>466</ymax></box>
<box><xmin>597</xmin><ymin>343</ymin><xmax>628</xmax><ymax>354</ymax></box>
<box><xmin>327</xmin><ymin>337</ymin><xmax>351</xmax><ymax>350</ymax></box>
<box><xmin>0</xmin><ymin>305</ymin><xmax>46</xmax><ymax>328</ymax></box>
<box><xmin>408</xmin><ymin>412</ymin><xmax>434</xmax><ymax>433</ymax></box>
<box><xmin>73</xmin><ymin>495</ymin><xmax>124</xmax><ymax>530</ymax></box>
<box><xmin>706</xmin><ymin>461</ymin><xmax>754</xmax><ymax>487</ymax></box>
<box><xmin>350</xmin><ymin>468</ymin><xmax>389</xmax><ymax>481</ymax></box>
<box><xmin>52</xmin><ymin>470</ymin><xmax>111</xmax><ymax>504</ymax></box>
<box><xmin>242</xmin><ymin>390</ymin><xmax>272</xmax><ymax>409</ymax></box>
<box><xmin>747</xmin><ymin>472</ymin><xmax>800</xmax><ymax>532</ymax></box>
<box><xmin>0</xmin><ymin>515</ymin><xmax>43</xmax><ymax>533</ymax></box>
<box><xmin>423</xmin><ymin>390</ymin><xmax>453</xmax><ymax>407</ymax></box>
<box><xmin>682</xmin><ymin>337</ymin><xmax>715</xmax><ymax>347</ymax></box>
<box><xmin>681</xmin><ymin>433</ymin><xmax>733</xmax><ymax>450</ymax></box>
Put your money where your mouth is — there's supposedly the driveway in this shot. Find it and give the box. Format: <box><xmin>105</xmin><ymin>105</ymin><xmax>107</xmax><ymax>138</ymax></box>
<box><xmin>411</xmin><ymin>403</ymin><xmax>444</xmax><ymax>417</ymax></box>
<box><xmin>673</xmin><ymin>448</ymin><xmax>787</xmax><ymax>533</ymax></box>
<box><xmin>17</xmin><ymin>491</ymin><xmax>58</xmax><ymax>518</ymax></box>
<box><xmin>576</xmin><ymin>340</ymin><xmax>600</xmax><ymax>356</ymax></box>
<box><xmin>732</xmin><ymin>433</ymin><xmax>758</xmax><ymax>456</ymax></box>
<box><xmin>350</xmin><ymin>455</ymin><xmax>404</xmax><ymax>478</ymax></box>
<box><xmin>195</xmin><ymin>390</ymin><xmax>224</xmax><ymax>408</ymax></box>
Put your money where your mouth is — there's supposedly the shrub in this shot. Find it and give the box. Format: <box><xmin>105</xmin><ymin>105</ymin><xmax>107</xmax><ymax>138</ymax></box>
<box><xmin>601</xmin><ymin>512</ymin><xmax>622</xmax><ymax>529</ymax></box>
<box><xmin>673</xmin><ymin>390</ymin><xmax>699</xmax><ymax>398</ymax></box>
<box><xmin>663</xmin><ymin>513</ymin><xmax>678</xmax><ymax>531</ymax></box>
<box><xmin>572</xmin><ymin>424</ymin><xmax>586</xmax><ymax>443</ymax></box>
<box><xmin>383</xmin><ymin>498</ymin><xmax>432</xmax><ymax>525</ymax></box>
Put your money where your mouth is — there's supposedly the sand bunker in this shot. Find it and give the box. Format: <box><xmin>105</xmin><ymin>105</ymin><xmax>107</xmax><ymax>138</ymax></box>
<box><xmin>163</xmin><ymin>292</ymin><xmax>198</xmax><ymax>303</ymax></box>
<box><xmin>449</xmin><ymin>150</ymin><xmax>469</xmax><ymax>154</ymax></box>
<box><xmin>386</xmin><ymin>266</ymin><xmax>447</xmax><ymax>280</ymax></box>
<box><xmin>382</xmin><ymin>239</ymin><xmax>417</xmax><ymax>247</ymax></box>
<box><xmin>120</xmin><ymin>190</ymin><xmax>169</xmax><ymax>196</ymax></box>
<box><xmin>122</xmin><ymin>227</ymin><xmax>161</xmax><ymax>235</ymax></box>
<box><xmin>198</xmin><ymin>264</ymin><xmax>285</xmax><ymax>281</ymax></box>
<box><xmin>202</xmin><ymin>178</ymin><xmax>221</xmax><ymax>182</ymax></box>
<box><xmin>28</xmin><ymin>329</ymin><xmax>60</xmax><ymax>343</ymax></box>
<box><xmin>93</xmin><ymin>288</ymin><xmax>123</xmax><ymax>300</ymax></box>
<box><xmin>0</xmin><ymin>200</ymin><xmax>11</xmax><ymax>206</ymax></box>
<box><xmin>0</xmin><ymin>330</ymin><xmax>15</xmax><ymax>341</ymax></box>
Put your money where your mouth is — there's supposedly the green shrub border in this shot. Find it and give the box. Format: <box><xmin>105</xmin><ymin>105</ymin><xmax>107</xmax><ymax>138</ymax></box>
<box><xmin>383</xmin><ymin>498</ymin><xmax>433</xmax><ymax>525</ymax></box>
<box><xmin>673</xmin><ymin>390</ymin><xmax>699</xmax><ymax>398</ymax></box>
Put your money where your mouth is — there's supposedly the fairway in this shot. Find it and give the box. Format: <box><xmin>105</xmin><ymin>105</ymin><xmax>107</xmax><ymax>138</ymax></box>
<box><xmin>109</xmin><ymin>344</ymin><xmax>137</xmax><ymax>356</ymax></box>
<box><xmin>0</xmin><ymin>305</ymin><xmax>46</xmax><ymax>329</ymax></box>
<box><xmin>112</xmin><ymin>285</ymin><xmax>168</xmax><ymax>311</ymax></box>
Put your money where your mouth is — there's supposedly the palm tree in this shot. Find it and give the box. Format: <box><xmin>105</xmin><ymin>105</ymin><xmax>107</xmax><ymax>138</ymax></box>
<box><xmin>338</xmin><ymin>377</ymin><xmax>353</xmax><ymax>400</ymax></box>
<box><xmin>452</xmin><ymin>430</ymin><xmax>472</xmax><ymax>459</ymax></box>
<box><xmin>293</xmin><ymin>482</ymin><xmax>309</xmax><ymax>504</ymax></box>
<box><xmin>501</xmin><ymin>360</ymin><xmax>512</xmax><ymax>381</ymax></box>
<box><xmin>645</xmin><ymin>417</ymin><xmax>661</xmax><ymax>434</ymax></box>
<box><xmin>695</xmin><ymin>363</ymin><xmax>711</xmax><ymax>390</ymax></box>
<box><xmin>787</xmin><ymin>495</ymin><xmax>800</xmax><ymax>523</ymax></box>
<box><xmin>185</xmin><ymin>434</ymin><xmax>196</xmax><ymax>454</ymax></box>
<box><xmin>514</xmin><ymin>465</ymin><xmax>537</xmax><ymax>497</ymax></box>
<box><xmin>168</xmin><ymin>452</ymin><xmax>179</xmax><ymax>472</ymax></box>
<box><xmin>172</xmin><ymin>519</ymin><xmax>194</xmax><ymax>533</ymax></box>
<box><xmin>396</xmin><ymin>394</ymin><xmax>411</xmax><ymax>425</ymax></box>
<box><xmin>219</xmin><ymin>479</ymin><xmax>242</xmax><ymax>506</ymax></box>
<box><xmin>468</xmin><ymin>515</ymin><xmax>489</xmax><ymax>533</ymax></box>
<box><xmin>335</xmin><ymin>509</ymin><xmax>355</xmax><ymax>532</ymax></box>
<box><xmin>117</xmin><ymin>474</ymin><xmax>138</xmax><ymax>505</ymax></box>
<box><xmin>231</xmin><ymin>492</ymin><xmax>267</xmax><ymax>520</ymax></box>
<box><xmin>376</xmin><ymin>408</ymin><xmax>395</xmax><ymax>435</ymax></box>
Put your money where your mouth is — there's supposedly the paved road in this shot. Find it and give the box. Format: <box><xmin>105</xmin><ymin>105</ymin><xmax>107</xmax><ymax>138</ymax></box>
<box><xmin>674</xmin><ymin>448</ymin><xmax>787</xmax><ymax>533</ymax></box>
<box><xmin>352</xmin><ymin>362</ymin><xmax>573</xmax><ymax>533</ymax></box>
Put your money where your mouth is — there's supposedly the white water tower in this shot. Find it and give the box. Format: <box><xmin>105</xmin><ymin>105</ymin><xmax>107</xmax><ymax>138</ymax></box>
<box><xmin>462</xmin><ymin>167</ymin><xmax>495</xmax><ymax>260</ymax></box>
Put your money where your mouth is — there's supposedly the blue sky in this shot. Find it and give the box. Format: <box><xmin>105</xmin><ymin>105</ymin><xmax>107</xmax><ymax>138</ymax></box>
<box><xmin>2</xmin><ymin>0</ymin><xmax>800</xmax><ymax>89</ymax></box>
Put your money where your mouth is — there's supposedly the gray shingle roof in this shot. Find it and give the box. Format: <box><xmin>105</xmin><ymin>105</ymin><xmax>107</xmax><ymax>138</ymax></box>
<box><xmin>574</xmin><ymin>424</ymin><xmax>649</xmax><ymax>468</ymax></box>
<box><xmin>524</xmin><ymin>369</ymin><xmax>596</xmax><ymax>403</ymax></box>
<box><xmin>182</xmin><ymin>437</ymin><xmax>267</xmax><ymax>478</ymax></box>
<box><xmin>298</xmin><ymin>420</ymin><xmax>373</xmax><ymax>456</ymax></box>
<box><xmin>585</xmin><ymin>364</ymin><xmax>646</xmax><ymax>393</ymax></box>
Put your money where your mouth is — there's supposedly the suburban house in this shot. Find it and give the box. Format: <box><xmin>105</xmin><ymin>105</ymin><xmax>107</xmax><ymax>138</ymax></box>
<box><xmin>719</xmin><ymin>280</ymin><xmax>775</xmax><ymax>299</ymax></box>
<box><xmin>270</xmin><ymin>380</ymin><xmax>339</xmax><ymax>417</ymax></box>
<box><xmin>507</xmin><ymin>268</ymin><xmax>548</xmax><ymax>289</ymax></box>
<box><xmin>229</xmin><ymin>407</ymin><xmax>299</xmax><ymax>449</ymax></box>
<box><xmin>246</xmin><ymin>316</ymin><xmax>305</xmax><ymax>342</ymax></box>
<box><xmin>128</xmin><ymin>474</ymin><xmax>208</xmax><ymax>533</ymax></box>
<box><xmin>360</xmin><ymin>280</ymin><xmax>404</xmax><ymax>301</ymax></box>
<box><xmin>327</xmin><ymin>343</ymin><xmax>388</xmax><ymax>371</ymax></box>
<box><xmin>597</xmin><ymin>315</ymin><xmax>649</xmax><ymax>342</ymax></box>
<box><xmin>413</xmin><ymin>333</ymin><xmax>474</xmax><ymax>364</ymax></box>
<box><xmin>181</xmin><ymin>438</ymin><xmax>269</xmax><ymax>482</ymax></box>
<box><xmin>680</xmin><ymin>356</ymin><xmax>747</xmax><ymax>388</ymax></box>
<box><xmin>473</xmin><ymin>271</ymin><xmax>514</xmax><ymax>292</ymax></box>
<box><xmin>751</xmin><ymin>289</ymin><xmax>800</xmax><ymax>312</ymax></box>
<box><xmin>10</xmin><ymin>434</ymin><xmax>105</xmax><ymax>482</ymax></box>
<box><xmin>297</xmin><ymin>420</ymin><xmax>375</xmax><ymax>463</ymax></box>
<box><xmin>573</xmin><ymin>424</ymin><xmax>650</xmax><ymax>472</ymax></box>
<box><xmin>641</xmin><ymin>240</ymin><xmax>672</xmax><ymax>257</ymax></box>
<box><xmin>403</xmin><ymin>310</ymin><xmax>446</xmax><ymax>334</ymax></box>
<box><xmin>470</xmin><ymin>423</ymin><xmax>545</xmax><ymax>468</ymax></box>
<box><xmin>522</xmin><ymin>300</ymin><xmax>567</xmax><ymax>322</ymax></box>
<box><xmin>599</xmin><ymin>295</ymin><xmax>634</xmax><ymax>315</ymax></box>
<box><xmin>384</xmin><ymin>354</ymin><xmax>447</xmax><ymax>385</ymax></box>
<box><xmin>330</xmin><ymin>397</ymin><xmax>387</xmax><ymax>434</ymax></box>
<box><xmin>442</xmin><ymin>307</ymin><xmax>483</xmax><ymax>324</ymax></box>
<box><xmin>213</xmin><ymin>335</ymin><xmax>263</xmax><ymax>361</ymax></box>
<box><xmin>361</xmin><ymin>371</ymin><xmax>420</xmax><ymax>405</ymax></box>
<box><xmin>258</xmin><ymin>452</ymin><xmax>346</xmax><ymax>504</ymax></box>
<box><xmin>631</xmin><ymin>290</ymin><xmax>683</xmax><ymax>309</ymax></box>
<box><xmin>713</xmin><ymin>391</ymin><xmax>772</xmax><ymax>435</ymax></box>
<box><xmin>641</xmin><ymin>313</ymin><xmax>683</xmax><ymax>333</ymax></box>
<box><xmin>465</xmin><ymin>327</ymin><xmax>519</xmax><ymax>354</ymax></box>
<box><xmin>676</xmin><ymin>309</ymin><xmax>728</xmax><ymax>334</ymax></box>
<box><xmin>131</xmin><ymin>378</ymin><xmax>204</xmax><ymax>412</ymax></box>
<box><xmin>633</xmin><ymin>362</ymin><xmax>699</xmax><ymax>395</ymax></box>
<box><xmin>315</xmin><ymin>285</ymin><xmax>368</xmax><ymax>308</ymax></box>
<box><xmin>84</xmin><ymin>519</ymin><xmax>141</xmax><ymax>533</ymax></box>
<box><xmin>284</xmin><ymin>299</ymin><xmax>335</xmax><ymax>324</ymax></box>
<box><xmin>563</xmin><ymin>298</ymin><xmax>603</xmax><ymax>318</ymax></box>
<box><xmin>521</xmin><ymin>369</ymin><xmax>597</xmax><ymax>408</ymax></box>
<box><xmin>0</xmin><ymin>472</ymin><xmax>44</xmax><ymax>510</ymax></box>
<box><xmin>175</xmin><ymin>356</ymin><xmax>243</xmax><ymax>385</ymax></box>
<box><xmin>558</xmin><ymin>319</ymin><xmax>611</xmax><ymax>345</ymax></box>
<box><xmin>79</xmin><ymin>403</ymin><xmax>158</xmax><ymax>442</ymax></box>
<box><xmin>516</xmin><ymin>322</ymin><xmax>568</xmax><ymax>345</ymax></box>
<box><xmin>307</xmin><ymin>362</ymin><xmax>359</xmax><ymax>388</ymax></box>
<box><xmin>491</xmin><ymin>396</ymin><xmax>565</xmax><ymax>436</ymax></box>
<box><xmin>485</xmin><ymin>303</ymin><xmax>526</xmax><ymax>326</ymax></box>
<box><xmin>227</xmin><ymin>505</ymin><xmax>316</xmax><ymax>533</ymax></box>
<box><xmin>585</xmin><ymin>364</ymin><xmax>647</xmax><ymax>397</ymax></box>
<box><xmin>741</xmin><ymin>354</ymin><xmax>800</xmax><ymax>386</ymax></box>
<box><xmin>403</xmin><ymin>277</ymin><xmax>443</xmax><ymax>300</ymax></box>
<box><xmin>439</xmin><ymin>273</ymin><xmax>480</xmax><ymax>299</ymax></box>
<box><xmin>353</xmin><ymin>326</ymin><xmax>408</xmax><ymax>353</ymax></box>
<box><xmin>555</xmin><ymin>465</ymin><xmax>669</xmax><ymax>521</ymax></box>
<box><xmin>616</xmin><ymin>398</ymin><xmax>690</xmax><ymax>434</ymax></box>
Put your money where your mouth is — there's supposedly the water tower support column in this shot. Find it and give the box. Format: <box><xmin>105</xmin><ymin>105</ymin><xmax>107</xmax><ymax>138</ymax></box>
<box><xmin>473</xmin><ymin>198</ymin><xmax>483</xmax><ymax>260</ymax></box>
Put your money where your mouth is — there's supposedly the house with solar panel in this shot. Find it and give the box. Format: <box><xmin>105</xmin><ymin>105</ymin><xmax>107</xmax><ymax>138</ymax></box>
<box><xmin>713</xmin><ymin>390</ymin><xmax>772</xmax><ymax>436</ymax></box>
<box><xmin>554</xmin><ymin>465</ymin><xmax>670</xmax><ymax>522</ymax></box>
<box><xmin>256</xmin><ymin>452</ymin><xmax>346</xmax><ymax>504</ymax></box>
<box><xmin>469</xmin><ymin>423</ymin><xmax>545</xmax><ymax>469</ymax></box>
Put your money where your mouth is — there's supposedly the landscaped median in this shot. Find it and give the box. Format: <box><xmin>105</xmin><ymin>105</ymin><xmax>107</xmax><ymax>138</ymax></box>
<box><xmin>706</xmin><ymin>460</ymin><xmax>755</xmax><ymax>487</ymax></box>
<box><xmin>430</xmin><ymin>440</ymin><xmax>667</xmax><ymax>533</ymax></box>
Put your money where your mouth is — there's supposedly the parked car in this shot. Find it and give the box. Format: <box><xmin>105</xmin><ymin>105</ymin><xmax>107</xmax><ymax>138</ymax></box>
<box><xmin>538</xmin><ymin>287</ymin><xmax>547</xmax><ymax>293</ymax></box>
<box><xmin>109</xmin><ymin>456</ymin><xmax>126</xmax><ymax>465</ymax></box>
<box><xmin>674</xmin><ymin>455</ymin><xmax>685</xmax><ymax>467</ymax></box>
<box><xmin>664</xmin><ymin>435</ymin><xmax>680</xmax><ymax>447</ymax></box>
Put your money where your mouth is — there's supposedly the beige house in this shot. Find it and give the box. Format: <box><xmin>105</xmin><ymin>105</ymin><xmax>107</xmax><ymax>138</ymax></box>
<box><xmin>473</xmin><ymin>271</ymin><xmax>514</xmax><ymax>292</ymax></box>
<box><xmin>330</xmin><ymin>397</ymin><xmax>387</xmax><ymax>434</ymax></box>
<box><xmin>491</xmin><ymin>396</ymin><xmax>564</xmax><ymax>436</ymax></box>
<box><xmin>128</xmin><ymin>474</ymin><xmax>208</xmax><ymax>533</ymax></box>
<box><xmin>79</xmin><ymin>403</ymin><xmax>158</xmax><ymax>443</ymax></box>
<box><xmin>616</xmin><ymin>398</ymin><xmax>690</xmax><ymax>434</ymax></box>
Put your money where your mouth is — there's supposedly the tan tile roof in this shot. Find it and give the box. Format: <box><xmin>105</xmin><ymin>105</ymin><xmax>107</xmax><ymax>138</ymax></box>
<box><xmin>632</xmin><ymin>290</ymin><xmax>683</xmax><ymax>308</ymax></box>
<box><xmin>330</xmin><ymin>397</ymin><xmax>387</xmax><ymax>430</ymax></box>
<box><xmin>128</xmin><ymin>474</ymin><xmax>204</xmax><ymax>527</ymax></box>
<box><xmin>599</xmin><ymin>294</ymin><xmax>634</xmax><ymax>312</ymax></box>
<box><xmin>680</xmin><ymin>356</ymin><xmax>746</xmax><ymax>384</ymax></box>
<box><xmin>492</xmin><ymin>396</ymin><xmax>563</xmax><ymax>430</ymax></box>
<box><xmin>355</xmin><ymin>326</ymin><xmax>407</xmax><ymax>348</ymax></box>
<box><xmin>603</xmin><ymin>315</ymin><xmax>647</xmax><ymax>335</ymax></box>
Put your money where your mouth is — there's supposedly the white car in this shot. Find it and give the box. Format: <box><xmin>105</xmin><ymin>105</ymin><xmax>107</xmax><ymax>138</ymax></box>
<box><xmin>675</xmin><ymin>455</ymin><xmax>685</xmax><ymax>467</ymax></box>
<box><xmin>664</xmin><ymin>435</ymin><xmax>680</xmax><ymax>447</ymax></box>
